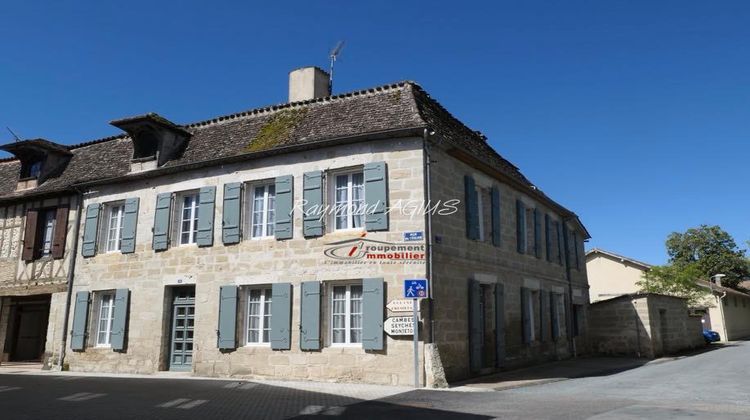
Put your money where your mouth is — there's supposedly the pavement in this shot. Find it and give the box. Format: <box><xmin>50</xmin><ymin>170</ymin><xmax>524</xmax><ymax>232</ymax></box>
<box><xmin>0</xmin><ymin>341</ymin><xmax>748</xmax><ymax>419</ymax></box>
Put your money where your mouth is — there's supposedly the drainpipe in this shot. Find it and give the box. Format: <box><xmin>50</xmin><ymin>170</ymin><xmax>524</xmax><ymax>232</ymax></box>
<box><xmin>561</xmin><ymin>218</ymin><xmax>576</xmax><ymax>357</ymax></box>
<box><xmin>422</xmin><ymin>128</ymin><xmax>436</xmax><ymax>343</ymax></box>
<box><xmin>56</xmin><ymin>188</ymin><xmax>84</xmax><ymax>370</ymax></box>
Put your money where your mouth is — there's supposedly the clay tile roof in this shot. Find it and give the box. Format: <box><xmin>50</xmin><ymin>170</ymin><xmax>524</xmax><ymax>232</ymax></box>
<box><xmin>0</xmin><ymin>80</ymin><xmax>588</xmax><ymax>231</ymax></box>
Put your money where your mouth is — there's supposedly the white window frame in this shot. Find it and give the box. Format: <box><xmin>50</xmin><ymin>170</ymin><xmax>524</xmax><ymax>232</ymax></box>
<box><xmin>96</xmin><ymin>291</ymin><xmax>116</xmax><ymax>347</ymax></box>
<box><xmin>39</xmin><ymin>209</ymin><xmax>56</xmax><ymax>257</ymax></box>
<box><xmin>329</xmin><ymin>282</ymin><xmax>364</xmax><ymax>347</ymax></box>
<box><xmin>248</xmin><ymin>182</ymin><xmax>276</xmax><ymax>239</ymax></box>
<box><xmin>245</xmin><ymin>287</ymin><xmax>272</xmax><ymax>346</ymax></box>
<box><xmin>105</xmin><ymin>203</ymin><xmax>125</xmax><ymax>253</ymax></box>
<box><xmin>330</xmin><ymin>169</ymin><xmax>365</xmax><ymax>232</ymax></box>
<box><xmin>178</xmin><ymin>192</ymin><xmax>200</xmax><ymax>246</ymax></box>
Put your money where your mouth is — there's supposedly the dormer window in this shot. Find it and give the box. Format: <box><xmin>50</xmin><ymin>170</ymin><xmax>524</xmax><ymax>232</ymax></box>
<box><xmin>110</xmin><ymin>113</ymin><xmax>191</xmax><ymax>172</ymax></box>
<box><xmin>21</xmin><ymin>160</ymin><xmax>42</xmax><ymax>179</ymax></box>
<box><xmin>0</xmin><ymin>138</ymin><xmax>72</xmax><ymax>190</ymax></box>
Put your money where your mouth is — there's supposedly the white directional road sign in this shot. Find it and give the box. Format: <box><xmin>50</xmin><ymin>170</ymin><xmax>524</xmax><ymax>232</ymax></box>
<box><xmin>384</xmin><ymin>316</ymin><xmax>414</xmax><ymax>336</ymax></box>
<box><xmin>386</xmin><ymin>299</ymin><xmax>417</xmax><ymax>313</ymax></box>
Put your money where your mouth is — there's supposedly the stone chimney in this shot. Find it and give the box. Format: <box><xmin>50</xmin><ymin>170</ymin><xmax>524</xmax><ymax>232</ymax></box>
<box><xmin>288</xmin><ymin>67</ymin><xmax>330</xmax><ymax>102</ymax></box>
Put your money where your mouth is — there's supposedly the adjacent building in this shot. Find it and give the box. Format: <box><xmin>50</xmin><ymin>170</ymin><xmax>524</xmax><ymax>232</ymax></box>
<box><xmin>586</xmin><ymin>248</ymin><xmax>750</xmax><ymax>342</ymax></box>
<box><xmin>0</xmin><ymin>67</ymin><xmax>590</xmax><ymax>386</ymax></box>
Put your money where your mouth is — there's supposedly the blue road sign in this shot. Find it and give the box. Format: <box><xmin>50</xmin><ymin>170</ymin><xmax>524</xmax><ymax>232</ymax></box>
<box><xmin>404</xmin><ymin>279</ymin><xmax>428</xmax><ymax>299</ymax></box>
<box><xmin>403</xmin><ymin>231</ymin><xmax>424</xmax><ymax>242</ymax></box>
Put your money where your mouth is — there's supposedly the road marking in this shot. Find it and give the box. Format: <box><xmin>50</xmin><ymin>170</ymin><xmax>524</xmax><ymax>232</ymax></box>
<box><xmin>54</xmin><ymin>376</ymin><xmax>82</xmax><ymax>381</ymax></box>
<box><xmin>177</xmin><ymin>399</ymin><xmax>208</xmax><ymax>409</ymax></box>
<box><xmin>223</xmin><ymin>382</ymin><xmax>256</xmax><ymax>390</ymax></box>
<box><xmin>239</xmin><ymin>383</ymin><xmax>256</xmax><ymax>390</ymax></box>
<box><xmin>158</xmin><ymin>398</ymin><xmax>191</xmax><ymax>408</ymax></box>
<box><xmin>0</xmin><ymin>386</ymin><xmax>22</xmax><ymax>393</ymax></box>
<box><xmin>323</xmin><ymin>406</ymin><xmax>345</xmax><ymax>415</ymax></box>
<box><xmin>299</xmin><ymin>406</ymin><xmax>325</xmax><ymax>415</ymax></box>
<box><xmin>58</xmin><ymin>392</ymin><xmax>106</xmax><ymax>401</ymax></box>
<box><xmin>223</xmin><ymin>382</ymin><xmax>240</xmax><ymax>389</ymax></box>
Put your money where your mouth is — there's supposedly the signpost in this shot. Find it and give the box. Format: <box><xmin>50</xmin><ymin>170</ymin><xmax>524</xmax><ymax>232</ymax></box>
<box><xmin>404</xmin><ymin>279</ymin><xmax>428</xmax><ymax>388</ymax></box>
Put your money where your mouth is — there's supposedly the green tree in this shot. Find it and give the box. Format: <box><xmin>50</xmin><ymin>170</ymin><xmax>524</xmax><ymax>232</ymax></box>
<box><xmin>665</xmin><ymin>225</ymin><xmax>749</xmax><ymax>289</ymax></box>
<box><xmin>637</xmin><ymin>263</ymin><xmax>710</xmax><ymax>307</ymax></box>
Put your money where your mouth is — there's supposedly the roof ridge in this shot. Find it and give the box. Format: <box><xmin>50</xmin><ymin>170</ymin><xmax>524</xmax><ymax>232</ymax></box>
<box><xmin>185</xmin><ymin>80</ymin><xmax>413</xmax><ymax>129</ymax></box>
<box><xmin>1</xmin><ymin>81</ymin><xmax>416</xmax><ymax>160</ymax></box>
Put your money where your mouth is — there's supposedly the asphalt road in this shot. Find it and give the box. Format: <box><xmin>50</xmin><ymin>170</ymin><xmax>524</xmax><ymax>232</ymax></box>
<box><xmin>1</xmin><ymin>341</ymin><xmax>749</xmax><ymax>419</ymax></box>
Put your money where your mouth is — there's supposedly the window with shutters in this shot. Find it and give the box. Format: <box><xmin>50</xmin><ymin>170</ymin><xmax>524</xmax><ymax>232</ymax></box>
<box><xmin>94</xmin><ymin>291</ymin><xmax>116</xmax><ymax>347</ymax></box>
<box><xmin>525</xmin><ymin>208</ymin><xmax>535</xmax><ymax>255</ymax></box>
<box><xmin>245</xmin><ymin>287</ymin><xmax>272</xmax><ymax>345</ymax></box>
<box><xmin>572</xmin><ymin>304</ymin><xmax>583</xmax><ymax>337</ymax></box>
<box><xmin>247</xmin><ymin>183</ymin><xmax>276</xmax><ymax>239</ymax></box>
<box><xmin>524</xmin><ymin>290</ymin><xmax>537</xmax><ymax>342</ymax></box>
<box><xmin>103</xmin><ymin>203</ymin><xmax>125</xmax><ymax>253</ymax></box>
<box><xmin>178</xmin><ymin>193</ymin><xmax>200</xmax><ymax>245</ymax></box>
<box><xmin>550</xmin><ymin>293</ymin><xmax>562</xmax><ymax>338</ymax></box>
<box><xmin>331</xmin><ymin>171</ymin><xmax>365</xmax><ymax>231</ymax></box>
<box><xmin>476</xmin><ymin>189</ymin><xmax>485</xmax><ymax>242</ymax></box>
<box><xmin>38</xmin><ymin>209</ymin><xmax>56</xmax><ymax>257</ymax></box>
<box><xmin>330</xmin><ymin>282</ymin><xmax>363</xmax><ymax>346</ymax></box>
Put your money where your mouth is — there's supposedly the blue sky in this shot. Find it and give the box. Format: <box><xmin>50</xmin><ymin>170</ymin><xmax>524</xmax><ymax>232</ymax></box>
<box><xmin>1</xmin><ymin>1</ymin><xmax>748</xmax><ymax>265</ymax></box>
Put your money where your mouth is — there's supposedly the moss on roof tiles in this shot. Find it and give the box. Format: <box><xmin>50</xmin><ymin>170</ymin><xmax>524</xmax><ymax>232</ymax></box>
<box><xmin>245</xmin><ymin>108</ymin><xmax>308</xmax><ymax>153</ymax></box>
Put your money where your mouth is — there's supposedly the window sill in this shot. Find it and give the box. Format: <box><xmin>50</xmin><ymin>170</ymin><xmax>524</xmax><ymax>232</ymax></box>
<box><xmin>243</xmin><ymin>343</ymin><xmax>271</xmax><ymax>348</ymax></box>
<box><xmin>328</xmin><ymin>343</ymin><xmax>363</xmax><ymax>349</ymax></box>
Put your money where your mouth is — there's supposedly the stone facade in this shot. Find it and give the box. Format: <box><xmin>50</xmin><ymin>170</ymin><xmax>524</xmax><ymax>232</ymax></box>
<box><xmin>64</xmin><ymin>138</ymin><xmax>429</xmax><ymax>385</ymax></box>
<box><xmin>427</xmin><ymin>146</ymin><xmax>590</xmax><ymax>382</ymax></box>
<box><xmin>588</xmin><ymin>293</ymin><xmax>704</xmax><ymax>358</ymax></box>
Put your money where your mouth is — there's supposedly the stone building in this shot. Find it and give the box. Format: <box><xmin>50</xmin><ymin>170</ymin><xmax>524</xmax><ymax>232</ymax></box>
<box><xmin>586</xmin><ymin>248</ymin><xmax>750</xmax><ymax>342</ymax></box>
<box><xmin>0</xmin><ymin>67</ymin><xmax>590</xmax><ymax>386</ymax></box>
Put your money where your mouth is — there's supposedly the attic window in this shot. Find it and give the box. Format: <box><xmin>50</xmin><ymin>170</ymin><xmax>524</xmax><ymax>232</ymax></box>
<box><xmin>132</xmin><ymin>130</ymin><xmax>159</xmax><ymax>160</ymax></box>
<box><xmin>21</xmin><ymin>160</ymin><xmax>42</xmax><ymax>179</ymax></box>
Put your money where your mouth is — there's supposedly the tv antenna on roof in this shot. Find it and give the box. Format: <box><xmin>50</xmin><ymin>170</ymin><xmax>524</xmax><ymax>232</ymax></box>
<box><xmin>328</xmin><ymin>41</ymin><xmax>345</xmax><ymax>95</ymax></box>
<box><xmin>6</xmin><ymin>127</ymin><xmax>20</xmax><ymax>142</ymax></box>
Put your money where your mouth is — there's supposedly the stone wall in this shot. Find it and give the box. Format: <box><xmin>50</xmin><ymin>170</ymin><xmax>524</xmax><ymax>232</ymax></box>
<box><xmin>589</xmin><ymin>294</ymin><xmax>704</xmax><ymax>358</ymax></box>
<box><xmin>64</xmin><ymin>138</ymin><xmax>430</xmax><ymax>385</ymax></box>
<box><xmin>427</xmin><ymin>145</ymin><xmax>590</xmax><ymax>382</ymax></box>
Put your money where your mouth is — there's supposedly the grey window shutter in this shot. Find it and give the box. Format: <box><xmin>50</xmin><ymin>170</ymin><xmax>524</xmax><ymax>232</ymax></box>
<box><xmin>303</xmin><ymin>171</ymin><xmax>324</xmax><ymax>237</ymax></box>
<box><xmin>551</xmin><ymin>293</ymin><xmax>560</xmax><ymax>340</ymax></box>
<box><xmin>274</xmin><ymin>175</ymin><xmax>294</xmax><ymax>240</ymax></box>
<box><xmin>573</xmin><ymin>231</ymin><xmax>580</xmax><ymax>270</ymax></box>
<box><xmin>120</xmin><ymin>198</ymin><xmax>139</xmax><ymax>254</ymax></box>
<box><xmin>534</xmin><ymin>208</ymin><xmax>542</xmax><ymax>258</ymax></box>
<box><xmin>556</xmin><ymin>221</ymin><xmax>564</xmax><ymax>265</ymax></box>
<box><xmin>270</xmin><ymin>283</ymin><xmax>292</xmax><ymax>350</ymax></box>
<box><xmin>464</xmin><ymin>176</ymin><xmax>479</xmax><ymax>240</ymax></box>
<box><xmin>300</xmin><ymin>281</ymin><xmax>321</xmax><ymax>350</ymax></box>
<box><xmin>544</xmin><ymin>214</ymin><xmax>552</xmax><ymax>262</ymax></box>
<box><xmin>521</xmin><ymin>287</ymin><xmax>531</xmax><ymax>344</ymax></box>
<box><xmin>516</xmin><ymin>200</ymin><xmax>526</xmax><ymax>254</ymax></box>
<box><xmin>468</xmin><ymin>279</ymin><xmax>482</xmax><ymax>373</ymax></box>
<box><xmin>110</xmin><ymin>288</ymin><xmax>130</xmax><ymax>351</ymax></box>
<box><xmin>152</xmin><ymin>193</ymin><xmax>172</xmax><ymax>251</ymax></box>
<box><xmin>222</xmin><ymin>183</ymin><xmax>242</xmax><ymax>245</ymax></box>
<box><xmin>364</xmin><ymin>162</ymin><xmax>388</xmax><ymax>231</ymax></box>
<box><xmin>540</xmin><ymin>290</ymin><xmax>548</xmax><ymax>342</ymax></box>
<box><xmin>491</xmin><ymin>186</ymin><xmax>501</xmax><ymax>247</ymax></box>
<box><xmin>196</xmin><ymin>186</ymin><xmax>216</xmax><ymax>247</ymax></box>
<box><xmin>494</xmin><ymin>283</ymin><xmax>505</xmax><ymax>368</ymax></box>
<box><xmin>81</xmin><ymin>203</ymin><xmax>100</xmax><ymax>257</ymax></box>
<box><xmin>218</xmin><ymin>285</ymin><xmax>238</xmax><ymax>349</ymax></box>
<box><xmin>362</xmin><ymin>278</ymin><xmax>384</xmax><ymax>350</ymax></box>
<box><xmin>70</xmin><ymin>291</ymin><xmax>90</xmax><ymax>351</ymax></box>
